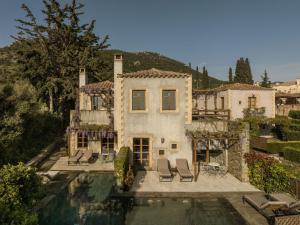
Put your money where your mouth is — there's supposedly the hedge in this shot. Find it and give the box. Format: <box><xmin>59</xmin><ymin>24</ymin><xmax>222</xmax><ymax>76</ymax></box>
<box><xmin>266</xmin><ymin>141</ymin><xmax>300</xmax><ymax>154</ymax></box>
<box><xmin>281</xmin><ymin>127</ymin><xmax>300</xmax><ymax>141</ymax></box>
<box><xmin>283</xmin><ymin>147</ymin><xmax>300</xmax><ymax>163</ymax></box>
<box><xmin>288</xmin><ymin>110</ymin><xmax>300</xmax><ymax>119</ymax></box>
<box><xmin>114</xmin><ymin>146</ymin><xmax>130</xmax><ymax>188</ymax></box>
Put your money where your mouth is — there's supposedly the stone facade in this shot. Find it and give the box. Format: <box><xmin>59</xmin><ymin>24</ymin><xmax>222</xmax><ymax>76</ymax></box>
<box><xmin>228</xmin><ymin>123</ymin><xmax>249</xmax><ymax>182</ymax></box>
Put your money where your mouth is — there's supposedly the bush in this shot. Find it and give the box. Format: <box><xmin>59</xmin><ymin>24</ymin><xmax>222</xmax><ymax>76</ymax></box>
<box><xmin>281</xmin><ymin>127</ymin><xmax>300</xmax><ymax>141</ymax></box>
<box><xmin>289</xmin><ymin>110</ymin><xmax>300</xmax><ymax>119</ymax></box>
<box><xmin>114</xmin><ymin>146</ymin><xmax>130</xmax><ymax>189</ymax></box>
<box><xmin>0</xmin><ymin>163</ymin><xmax>41</xmax><ymax>225</ymax></box>
<box><xmin>244</xmin><ymin>152</ymin><xmax>290</xmax><ymax>193</ymax></box>
<box><xmin>284</xmin><ymin>146</ymin><xmax>300</xmax><ymax>163</ymax></box>
<box><xmin>266</xmin><ymin>140</ymin><xmax>300</xmax><ymax>154</ymax></box>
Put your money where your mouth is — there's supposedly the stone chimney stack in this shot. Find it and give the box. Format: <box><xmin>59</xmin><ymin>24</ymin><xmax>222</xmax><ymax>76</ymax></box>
<box><xmin>114</xmin><ymin>54</ymin><xmax>123</xmax><ymax>82</ymax></box>
<box><xmin>79</xmin><ymin>67</ymin><xmax>87</xmax><ymax>88</ymax></box>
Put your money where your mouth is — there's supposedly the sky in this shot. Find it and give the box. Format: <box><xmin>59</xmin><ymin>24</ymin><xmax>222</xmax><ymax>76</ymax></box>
<box><xmin>1</xmin><ymin>0</ymin><xmax>300</xmax><ymax>81</ymax></box>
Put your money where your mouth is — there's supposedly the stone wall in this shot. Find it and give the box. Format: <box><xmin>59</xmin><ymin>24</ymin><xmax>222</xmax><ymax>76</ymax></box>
<box><xmin>228</xmin><ymin>123</ymin><xmax>250</xmax><ymax>182</ymax></box>
<box><xmin>276</xmin><ymin>104</ymin><xmax>300</xmax><ymax>116</ymax></box>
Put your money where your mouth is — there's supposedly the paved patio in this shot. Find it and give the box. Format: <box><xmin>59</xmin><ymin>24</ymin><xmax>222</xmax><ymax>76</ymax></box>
<box><xmin>130</xmin><ymin>171</ymin><xmax>260</xmax><ymax>193</ymax></box>
<box><xmin>49</xmin><ymin>156</ymin><xmax>114</xmax><ymax>172</ymax></box>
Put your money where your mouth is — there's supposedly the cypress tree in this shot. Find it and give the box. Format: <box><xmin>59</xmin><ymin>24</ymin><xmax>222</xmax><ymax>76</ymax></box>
<box><xmin>260</xmin><ymin>69</ymin><xmax>271</xmax><ymax>88</ymax></box>
<box><xmin>202</xmin><ymin>66</ymin><xmax>209</xmax><ymax>89</ymax></box>
<box><xmin>234</xmin><ymin>57</ymin><xmax>253</xmax><ymax>84</ymax></box>
<box><xmin>228</xmin><ymin>67</ymin><xmax>233</xmax><ymax>83</ymax></box>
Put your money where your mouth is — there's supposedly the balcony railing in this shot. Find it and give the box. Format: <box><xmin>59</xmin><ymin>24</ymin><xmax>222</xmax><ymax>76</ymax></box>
<box><xmin>192</xmin><ymin>109</ymin><xmax>230</xmax><ymax>120</ymax></box>
<box><xmin>243</xmin><ymin>107</ymin><xmax>265</xmax><ymax>117</ymax></box>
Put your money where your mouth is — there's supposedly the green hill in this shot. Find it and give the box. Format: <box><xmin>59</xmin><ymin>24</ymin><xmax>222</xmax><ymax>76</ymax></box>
<box><xmin>0</xmin><ymin>46</ymin><xmax>224</xmax><ymax>88</ymax></box>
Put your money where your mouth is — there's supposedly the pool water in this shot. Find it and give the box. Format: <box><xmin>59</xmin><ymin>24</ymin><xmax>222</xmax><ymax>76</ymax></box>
<box><xmin>38</xmin><ymin>173</ymin><xmax>248</xmax><ymax>225</ymax></box>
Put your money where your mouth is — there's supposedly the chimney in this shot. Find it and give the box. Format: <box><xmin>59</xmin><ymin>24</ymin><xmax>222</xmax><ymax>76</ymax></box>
<box><xmin>114</xmin><ymin>54</ymin><xmax>123</xmax><ymax>82</ymax></box>
<box><xmin>79</xmin><ymin>67</ymin><xmax>87</xmax><ymax>88</ymax></box>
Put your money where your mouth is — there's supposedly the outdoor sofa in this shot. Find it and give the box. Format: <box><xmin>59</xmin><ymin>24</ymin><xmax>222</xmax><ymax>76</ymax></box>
<box><xmin>157</xmin><ymin>158</ymin><xmax>172</xmax><ymax>182</ymax></box>
<box><xmin>79</xmin><ymin>150</ymin><xmax>93</xmax><ymax>165</ymax></box>
<box><xmin>176</xmin><ymin>158</ymin><xmax>193</xmax><ymax>182</ymax></box>
<box><xmin>243</xmin><ymin>193</ymin><xmax>300</xmax><ymax>223</ymax></box>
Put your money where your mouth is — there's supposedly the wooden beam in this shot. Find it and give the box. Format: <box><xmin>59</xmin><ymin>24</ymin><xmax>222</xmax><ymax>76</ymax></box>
<box><xmin>206</xmin><ymin>140</ymin><xmax>210</xmax><ymax>163</ymax></box>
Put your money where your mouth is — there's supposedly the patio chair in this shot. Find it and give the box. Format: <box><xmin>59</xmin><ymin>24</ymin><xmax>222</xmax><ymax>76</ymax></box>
<box><xmin>176</xmin><ymin>158</ymin><xmax>193</xmax><ymax>182</ymax></box>
<box><xmin>157</xmin><ymin>159</ymin><xmax>172</xmax><ymax>182</ymax></box>
<box><xmin>243</xmin><ymin>193</ymin><xmax>289</xmax><ymax>218</ymax></box>
<box><xmin>68</xmin><ymin>150</ymin><xmax>83</xmax><ymax>165</ymax></box>
<box><xmin>79</xmin><ymin>150</ymin><xmax>93</xmax><ymax>165</ymax></box>
<box><xmin>270</xmin><ymin>193</ymin><xmax>300</xmax><ymax>211</ymax></box>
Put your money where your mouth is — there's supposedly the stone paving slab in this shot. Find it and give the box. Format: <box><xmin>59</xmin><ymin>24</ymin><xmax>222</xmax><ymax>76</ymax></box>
<box><xmin>49</xmin><ymin>156</ymin><xmax>114</xmax><ymax>172</ymax></box>
<box><xmin>130</xmin><ymin>171</ymin><xmax>260</xmax><ymax>193</ymax></box>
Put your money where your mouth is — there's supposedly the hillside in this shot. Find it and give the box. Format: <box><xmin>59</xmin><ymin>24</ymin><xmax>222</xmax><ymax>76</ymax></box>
<box><xmin>0</xmin><ymin>46</ymin><xmax>224</xmax><ymax>88</ymax></box>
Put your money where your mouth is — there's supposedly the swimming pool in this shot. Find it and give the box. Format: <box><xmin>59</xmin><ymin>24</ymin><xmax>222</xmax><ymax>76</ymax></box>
<box><xmin>38</xmin><ymin>173</ymin><xmax>248</xmax><ymax>225</ymax></box>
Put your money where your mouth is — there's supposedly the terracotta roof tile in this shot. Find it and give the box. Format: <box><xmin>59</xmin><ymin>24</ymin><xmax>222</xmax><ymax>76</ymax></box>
<box><xmin>194</xmin><ymin>83</ymin><xmax>273</xmax><ymax>94</ymax></box>
<box><xmin>117</xmin><ymin>68</ymin><xmax>191</xmax><ymax>78</ymax></box>
<box><xmin>80</xmin><ymin>80</ymin><xmax>113</xmax><ymax>92</ymax></box>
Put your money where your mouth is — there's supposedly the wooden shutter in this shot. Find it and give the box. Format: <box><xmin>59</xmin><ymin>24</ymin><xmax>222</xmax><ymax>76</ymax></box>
<box><xmin>162</xmin><ymin>90</ymin><xmax>176</xmax><ymax>110</ymax></box>
<box><xmin>132</xmin><ymin>90</ymin><xmax>145</xmax><ymax>110</ymax></box>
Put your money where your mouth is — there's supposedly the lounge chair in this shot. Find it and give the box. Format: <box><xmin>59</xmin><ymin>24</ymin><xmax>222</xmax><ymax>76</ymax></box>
<box><xmin>270</xmin><ymin>193</ymin><xmax>300</xmax><ymax>211</ymax></box>
<box><xmin>79</xmin><ymin>150</ymin><xmax>93</xmax><ymax>165</ymax></box>
<box><xmin>157</xmin><ymin>159</ymin><xmax>172</xmax><ymax>182</ymax></box>
<box><xmin>68</xmin><ymin>150</ymin><xmax>83</xmax><ymax>165</ymax></box>
<box><xmin>176</xmin><ymin>158</ymin><xmax>193</xmax><ymax>182</ymax></box>
<box><xmin>243</xmin><ymin>193</ymin><xmax>289</xmax><ymax>218</ymax></box>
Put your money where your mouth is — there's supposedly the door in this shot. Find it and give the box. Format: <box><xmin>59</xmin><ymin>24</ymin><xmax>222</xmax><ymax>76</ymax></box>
<box><xmin>133</xmin><ymin>138</ymin><xmax>149</xmax><ymax>168</ymax></box>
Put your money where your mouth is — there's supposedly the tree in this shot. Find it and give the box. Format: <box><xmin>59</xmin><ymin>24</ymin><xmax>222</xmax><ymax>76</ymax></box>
<box><xmin>260</xmin><ymin>69</ymin><xmax>271</xmax><ymax>88</ymax></box>
<box><xmin>228</xmin><ymin>67</ymin><xmax>233</xmax><ymax>83</ymax></box>
<box><xmin>202</xmin><ymin>66</ymin><xmax>209</xmax><ymax>89</ymax></box>
<box><xmin>0</xmin><ymin>163</ymin><xmax>41</xmax><ymax>225</ymax></box>
<box><xmin>13</xmin><ymin>0</ymin><xmax>109</xmax><ymax>122</ymax></box>
<box><xmin>234</xmin><ymin>57</ymin><xmax>253</xmax><ymax>84</ymax></box>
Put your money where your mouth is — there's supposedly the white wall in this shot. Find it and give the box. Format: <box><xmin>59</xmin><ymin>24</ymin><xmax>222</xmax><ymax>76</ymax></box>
<box><xmin>122</xmin><ymin>77</ymin><xmax>192</xmax><ymax>169</ymax></box>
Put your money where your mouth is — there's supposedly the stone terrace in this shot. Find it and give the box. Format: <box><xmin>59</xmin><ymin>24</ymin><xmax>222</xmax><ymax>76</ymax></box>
<box><xmin>130</xmin><ymin>171</ymin><xmax>259</xmax><ymax>193</ymax></box>
<box><xmin>49</xmin><ymin>157</ymin><xmax>114</xmax><ymax>172</ymax></box>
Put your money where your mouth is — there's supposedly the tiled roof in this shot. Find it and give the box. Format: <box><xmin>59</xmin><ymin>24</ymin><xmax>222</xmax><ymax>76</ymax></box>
<box><xmin>80</xmin><ymin>80</ymin><xmax>113</xmax><ymax>92</ymax></box>
<box><xmin>194</xmin><ymin>83</ymin><xmax>273</xmax><ymax>94</ymax></box>
<box><xmin>117</xmin><ymin>68</ymin><xmax>191</xmax><ymax>78</ymax></box>
<box><xmin>276</xmin><ymin>93</ymin><xmax>300</xmax><ymax>98</ymax></box>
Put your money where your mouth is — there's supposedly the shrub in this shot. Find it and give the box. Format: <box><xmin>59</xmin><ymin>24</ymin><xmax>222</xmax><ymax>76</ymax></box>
<box><xmin>289</xmin><ymin>110</ymin><xmax>300</xmax><ymax>119</ymax></box>
<box><xmin>244</xmin><ymin>152</ymin><xmax>290</xmax><ymax>193</ymax></box>
<box><xmin>283</xmin><ymin>146</ymin><xmax>300</xmax><ymax>163</ymax></box>
<box><xmin>281</xmin><ymin>127</ymin><xmax>300</xmax><ymax>141</ymax></box>
<box><xmin>266</xmin><ymin>140</ymin><xmax>300</xmax><ymax>154</ymax></box>
<box><xmin>114</xmin><ymin>146</ymin><xmax>130</xmax><ymax>189</ymax></box>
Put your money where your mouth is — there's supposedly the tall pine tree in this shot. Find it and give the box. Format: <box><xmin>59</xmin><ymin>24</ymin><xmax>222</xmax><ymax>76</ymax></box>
<box><xmin>13</xmin><ymin>0</ymin><xmax>109</xmax><ymax>120</ymax></box>
<box><xmin>202</xmin><ymin>66</ymin><xmax>209</xmax><ymax>89</ymax></box>
<box><xmin>260</xmin><ymin>69</ymin><xmax>271</xmax><ymax>88</ymax></box>
<box><xmin>228</xmin><ymin>67</ymin><xmax>233</xmax><ymax>83</ymax></box>
<box><xmin>234</xmin><ymin>57</ymin><xmax>253</xmax><ymax>84</ymax></box>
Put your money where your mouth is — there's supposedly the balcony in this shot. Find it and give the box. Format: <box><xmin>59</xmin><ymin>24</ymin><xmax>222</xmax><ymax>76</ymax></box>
<box><xmin>79</xmin><ymin>110</ymin><xmax>111</xmax><ymax>125</ymax></box>
<box><xmin>243</xmin><ymin>107</ymin><xmax>265</xmax><ymax>117</ymax></box>
<box><xmin>192</xmin><ymin>109</ymin><xmax>230</xmax><ymax>120</ymax></box>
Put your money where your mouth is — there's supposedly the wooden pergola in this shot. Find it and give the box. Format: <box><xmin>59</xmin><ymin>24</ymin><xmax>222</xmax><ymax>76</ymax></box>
<box><xmin>185</xmin><ymin>123</ymin><xmax>242</xmax><ymax>164</ymax></box>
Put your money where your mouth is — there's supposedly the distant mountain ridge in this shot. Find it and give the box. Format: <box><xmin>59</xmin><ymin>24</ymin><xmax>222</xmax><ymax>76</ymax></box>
<box><xmin>0</xmin><ymin>46</ymin><xmax>224</xmax><ymax>88</ymax></box>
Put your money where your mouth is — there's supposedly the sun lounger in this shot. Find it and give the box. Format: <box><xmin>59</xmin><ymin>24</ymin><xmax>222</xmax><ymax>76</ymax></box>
<box><xmin>79</xmin><ymin>150</ymin><xmax>93</xmax><ymax>165</ymax></box>
<box><xmin>243</xmin><ymin>193</ymin><xmax>289</xmax><ymax>218</ymax></box>
<box><xmin>68</xmin><ymin>150</ymin><xmax>83</xmax><ymax>165</ymax></box>
<box><xmin>157</xmin><ymin>159</ymin><xmax>172</xmax><ymax>182</ymax></box>
<box><xmin>270</xmin><ymin>193</ymin><xmax>300</xmax><ymax>210</ymax></box>
<box><xmin>176</xmin><ymin>158</ymin><xmax>193</xmax><ymax>182</ymax></box>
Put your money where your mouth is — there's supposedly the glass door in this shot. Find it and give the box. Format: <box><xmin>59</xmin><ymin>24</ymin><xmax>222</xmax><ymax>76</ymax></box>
<box><xmin>133</xmin><ymin>138</ymin><xmax>149</xmax><ymax>168</ymax></box>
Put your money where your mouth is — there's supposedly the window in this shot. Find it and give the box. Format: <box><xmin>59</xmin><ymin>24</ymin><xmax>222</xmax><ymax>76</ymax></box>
<box><xmin>171</xmin><ymin>143</ymin><xmax>178</xmax><ymax>150</ymax></box>
<box><xmin>91</xmin><ymin>96</ymin><xmax>104</xmax><ymax>110</ymax></box>
<box><xmin>101</xmin><ymin>137</ymin><xmax>114</xmax><ymax>155</ymax></box>
<box><xmin>221</xmin><ymin>97</ymin><xmax>225</xmax><ymax>109</ymax></box>
<box><xmin>77</xmin><ymin>133</ymin><xmax>88</xmax><ymax>148</ymax></box>
<box><xmin>159</xmin><ymin>149</ymin><xmax>165</xmax><ymax>156</ymax></box>
<box><xmin>162</xmin><ymin>90</ymin><xmax>176</xmax><ymax>111</ymax></box>
<box><xmin>132</xmin><ymin>90</ymin><xmax>146</xmax><ymax>111</ymax></box>
<box><xmin>248</xmin><ymin>96</ymin><xmax>256</xmax><ymax>109</ymax></box>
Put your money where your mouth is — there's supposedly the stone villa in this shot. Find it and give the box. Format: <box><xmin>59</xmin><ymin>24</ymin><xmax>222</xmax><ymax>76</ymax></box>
<box><xmin>67</xmin><ymin>54</ymin><xmax>275</xmax><ymax>181</ymax></box>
